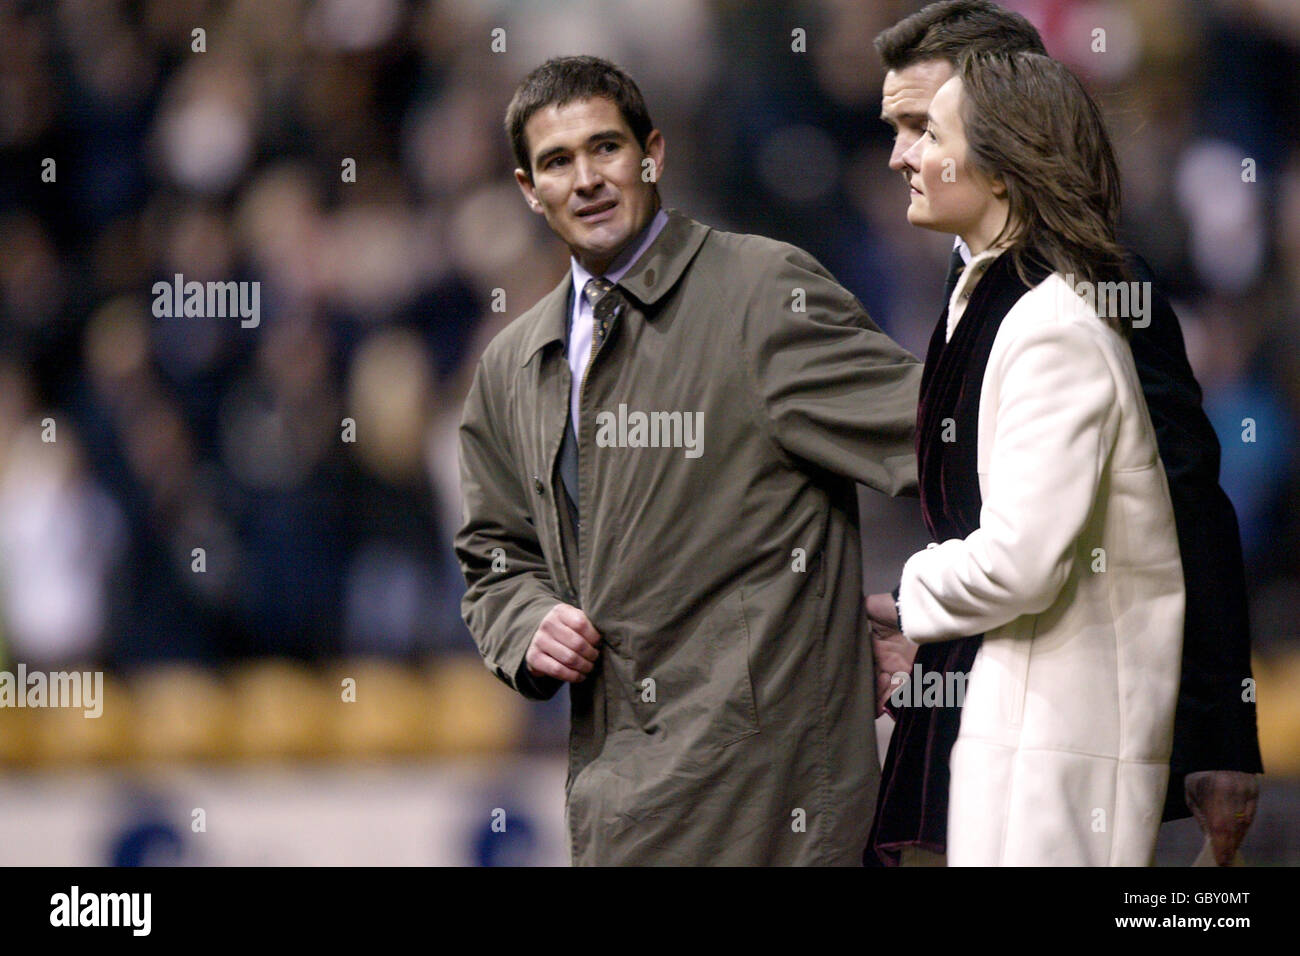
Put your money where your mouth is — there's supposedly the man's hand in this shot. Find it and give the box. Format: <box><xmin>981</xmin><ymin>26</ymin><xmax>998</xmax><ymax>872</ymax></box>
<box><xmin>866</xmin><ymin>591</ymin><xmax>900</xmax><ymax>631</ymax></box>
<box><xmin>1185</xmin><ymin>770</ymin><xmax>1259</xmax><ymax>865</ymax></box>
<box><xmin>867</xmin><ymin>592</ymin><xmax>915</xmax><ymax>717</ymax></box>
<box><xmin>526</xmin><ymin>603</ymin><xmax>603</xmax><ymax>683</ymax></box>
<box><xmin>871</xmin><ymin>622</ymin><xmax>917</xmax><ymax>717</ymax></box>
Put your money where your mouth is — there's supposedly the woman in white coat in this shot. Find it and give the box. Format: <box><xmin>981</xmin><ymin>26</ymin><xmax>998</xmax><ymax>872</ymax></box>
<box><xmin>868</xmin><ymin>52</ymin><xmax>1185</xmax><ymax>866</ymax></box>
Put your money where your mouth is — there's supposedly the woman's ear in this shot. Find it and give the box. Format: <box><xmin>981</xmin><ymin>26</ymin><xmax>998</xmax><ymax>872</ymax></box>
<box><xmin>991</xmin><ymin>174</ymin><xmax>1008</xmax><ymax>199</ymax></box>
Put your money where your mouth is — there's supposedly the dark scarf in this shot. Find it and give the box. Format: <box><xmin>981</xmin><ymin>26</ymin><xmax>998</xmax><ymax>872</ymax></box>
<box><xmin>866</xmin><ymin>250</ymin><xmax>1049</xmax><ymax>865</ymax></box>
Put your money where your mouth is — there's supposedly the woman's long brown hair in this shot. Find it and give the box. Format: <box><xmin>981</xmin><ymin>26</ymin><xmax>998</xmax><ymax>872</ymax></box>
<box><xmin>958</xmin><ymin>51</ymin><xmax>1133</xmax><ymax>336</ymax></box>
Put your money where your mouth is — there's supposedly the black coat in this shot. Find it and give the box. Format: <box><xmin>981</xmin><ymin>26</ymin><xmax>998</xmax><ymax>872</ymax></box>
<box><xmin>1123</xmin><ymin>254</ymin><xmax>1264</xmax><ymax>819</ymax></box>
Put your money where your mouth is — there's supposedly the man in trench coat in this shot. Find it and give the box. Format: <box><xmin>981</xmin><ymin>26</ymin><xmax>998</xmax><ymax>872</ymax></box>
<box><xmin>456</xmin><ymin>55</ymin><xmax>922</xmax><ymax>865</ymax></box>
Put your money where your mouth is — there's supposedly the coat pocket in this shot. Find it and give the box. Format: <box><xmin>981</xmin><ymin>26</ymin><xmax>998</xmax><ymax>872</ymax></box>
<box><xmin>639</xmin><ymin>586</ymin><xmax>760</xmax><ymax>750</ymax></box>
<box><xmin>708</xmin><ymin>587</ymin><xmax>761</xmax><ymax>748</ymax></box>
<box><xmin>1007</xmin><ymin>615</ymin><xmax>1036</xmax><ymax>727</ymax></box>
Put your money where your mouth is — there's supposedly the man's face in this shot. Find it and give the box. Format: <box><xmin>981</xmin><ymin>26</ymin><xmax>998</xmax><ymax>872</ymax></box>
<box><xmin>880</xmin><ymin>59</ymin><xmax>954</xmax><ymax>177</ymax></box>
<box><xmin>515</xmin><ymin>96</ymin><xmax>664</xmax><ymax>275</ymax></box>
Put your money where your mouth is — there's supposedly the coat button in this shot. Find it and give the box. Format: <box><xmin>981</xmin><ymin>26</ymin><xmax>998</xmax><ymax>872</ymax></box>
<box><xmin>644</xmin><ymin>268</ymin><xmax>655</xmax><ymax>285</ymax></box>
<box><xmin>533</xmin><ymin>476</ymin><xmax>544</xmax><ymax>495</ymax></box>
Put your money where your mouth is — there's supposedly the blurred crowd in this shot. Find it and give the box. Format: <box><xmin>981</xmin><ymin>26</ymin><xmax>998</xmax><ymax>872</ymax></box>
<box><xmin>0</xmin><ymin>0</ymin><xmax>1298</xmax><ymax>729</ymax></box>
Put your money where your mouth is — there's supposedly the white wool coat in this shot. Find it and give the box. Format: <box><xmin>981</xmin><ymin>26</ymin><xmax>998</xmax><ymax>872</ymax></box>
<box><xmin>898</xmin><ymin>252</ymin><xmax>1185</xmax><ymax>866</ymax></box>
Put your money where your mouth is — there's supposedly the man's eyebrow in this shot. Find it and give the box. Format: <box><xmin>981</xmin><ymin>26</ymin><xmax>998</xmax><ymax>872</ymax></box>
<box><xmin>533</xmin><ymin>129</ymin><xmax>628</xmax><ymax>167</ymax></box>
<box><xmin>881</xmin><ymin>111</ymin><xmax>927</xmax><ymax>127</ymax></box>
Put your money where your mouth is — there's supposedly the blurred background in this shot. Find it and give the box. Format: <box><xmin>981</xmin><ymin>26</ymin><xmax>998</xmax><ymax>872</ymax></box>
<box><xmin>0</xmin><ymin>0</ymin><xmax>1296</xmax><ymax>865</ymax></box>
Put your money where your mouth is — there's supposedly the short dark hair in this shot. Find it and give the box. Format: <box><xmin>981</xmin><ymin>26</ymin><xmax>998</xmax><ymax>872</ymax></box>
<box><xmin>874</xmin><ymin>0</ymin><xmax>1047</xmax><ymax>71</ymax></box>
<box><xmin>505</xmin><ymin>55</ymin><xmax>655</xmax><ymax>180</ymax></box>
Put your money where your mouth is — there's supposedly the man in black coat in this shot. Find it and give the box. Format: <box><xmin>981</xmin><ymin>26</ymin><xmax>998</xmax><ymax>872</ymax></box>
<box><xmin>866</xmin><ymin>0</ymin><xmax>1262</xmax><ymax>866</ymax></box>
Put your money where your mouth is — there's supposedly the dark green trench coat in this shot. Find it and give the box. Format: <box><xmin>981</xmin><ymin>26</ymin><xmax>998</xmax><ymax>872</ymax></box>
<box><xmin>456</xmin><ymin>210</ymin><xmax>922</xmax><ymax>864</ymax></box>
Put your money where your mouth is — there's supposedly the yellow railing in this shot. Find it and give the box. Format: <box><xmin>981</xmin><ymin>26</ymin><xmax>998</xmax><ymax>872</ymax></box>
<box><xmin>2</xmin><ymin>650</ymin><xmax>1297</xmax><ymax>772</ymax></box>
<box><xmin>0</xmin><ymin>655</ymin><xmax>531</xmax><ymax>766</ymax></box>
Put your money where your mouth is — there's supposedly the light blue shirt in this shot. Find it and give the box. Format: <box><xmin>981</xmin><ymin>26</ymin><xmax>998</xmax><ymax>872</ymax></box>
<box><xmin>568</xmin><ymin>207</ymin><xmax>669</xmax><ymax>429</ymax></box>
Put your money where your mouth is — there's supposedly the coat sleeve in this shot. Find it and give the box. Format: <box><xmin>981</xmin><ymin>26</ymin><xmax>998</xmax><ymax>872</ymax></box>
<box><xmin>741</xmin><ymin>244</ymin><xmax>922</xmax><ymax>496</ymax></box>
<box><xmin>455</xmin><ymin>358</ymin><xmax>563</xmax><ymax>701</ymax></box>
<box><xmin>897</xmin><ymin>317</ymin><xmax>1117</xmax><ymax>642</ymax></box>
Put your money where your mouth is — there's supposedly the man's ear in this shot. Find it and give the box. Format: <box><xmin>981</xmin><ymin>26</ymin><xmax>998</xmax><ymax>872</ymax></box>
<box><xmin>644</xmin><ymin>129</ymin><xmax>666</xmax><ymax>183</ymax></box>
<box><xmin>515</xmin><ymin>168</ymin><xmax>542</xmax><ymax>213</ymax></box>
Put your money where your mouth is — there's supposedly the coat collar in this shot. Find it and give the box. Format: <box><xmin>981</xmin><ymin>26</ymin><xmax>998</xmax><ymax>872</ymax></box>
<box><xmin>946</xmin><ymin>245</ymin><xmax>1009</xmax><ymax>343</ymax></box>
<box><xmin>518</xmin><ymin>208</ymin><xmax>711</xmax><ymax>366</ymax></box>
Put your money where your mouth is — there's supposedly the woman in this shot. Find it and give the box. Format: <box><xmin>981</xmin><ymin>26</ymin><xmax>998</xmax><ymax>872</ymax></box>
<box><xmin>867</xmin><ymin>51</ymin><xmax>1185</xmax><ymax>866</ymax></box>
